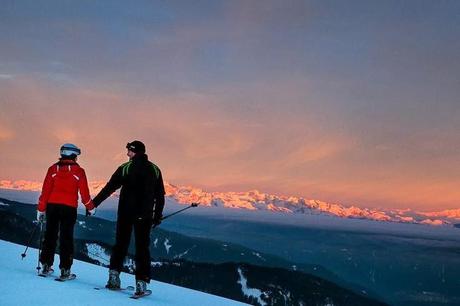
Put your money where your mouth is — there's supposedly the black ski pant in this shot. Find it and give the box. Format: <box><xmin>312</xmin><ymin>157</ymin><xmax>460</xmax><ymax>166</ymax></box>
<box><xmin>110</xmin><ymin>215</ymin><xmax>152</xmax><ymax>282</ymax></box>
<box><xmin>40</xmin><ymin>203</ymin><xmax>77</xmax><ymax>270</ymax></box>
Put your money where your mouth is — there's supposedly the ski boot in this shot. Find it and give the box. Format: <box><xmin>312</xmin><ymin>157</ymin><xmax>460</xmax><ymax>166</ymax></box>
<box><xmin>55</xmin><ymin>268</ymin><xmax>76</xmax><ymax>281</ymax></box>
<box><xmin>105</xmin><ymin>269</ymin><xmax>121</xmax><ymax>290</ymax></box>
<box><xmin>130</xmin><ymin>280</ymin><xmax>152</xmax><ymax>299</ymax></box>
<box><xmin>39</xmin><ymin>263</ymin><xmax>54</xmax><ymax>276</ymax></box>
<box><xmin>61</xmin><ymin>268</ymin><xmax>70</xmax><ymax>278</ymax></box>
<box><xmin>135</xmin><ymin>280</ymin><xmax>147</xmax><ymax>295</ymax></box>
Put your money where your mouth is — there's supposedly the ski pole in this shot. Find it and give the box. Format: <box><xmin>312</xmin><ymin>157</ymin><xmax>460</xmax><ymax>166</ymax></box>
<box><xmin>36</xmin><ymin>222</ymin><xmax>44</xmax><ymax>274</ymax></box>
<box><xmin>162</xmin><ymin>202</ymin><xmax>200</xmax><ymax>221</ymax></box>
<box><xmin>152</xmin><ymin>202</ymin><xmax>199</xmax><ymax>229</ymax></box>
<box><xmin>21</xmin><ymin>221</ymin><xmax>40</xmax><ymax>259</ymax></box>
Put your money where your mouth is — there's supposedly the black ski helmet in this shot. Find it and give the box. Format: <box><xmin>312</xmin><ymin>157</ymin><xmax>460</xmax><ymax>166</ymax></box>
<box><xmin>126</xmin><ymin>140</ymin><xmax>146</xmax><ymax>154</ymax></box>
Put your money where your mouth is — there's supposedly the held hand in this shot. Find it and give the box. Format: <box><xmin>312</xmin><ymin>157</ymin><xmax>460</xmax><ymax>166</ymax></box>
<box><xmin>86</xmin><ymin>201</ymin><xmax>96</xmax><ymax>216</ymax></box>
<box><xmin>86</xmin><ymin>208</ymin><xmax>96</xmax><ymax>217</ymax></box>
<box><xmin>36</xmin><ymin>211</ymin><xmax>45</xmax><ymax>223</ymax></box>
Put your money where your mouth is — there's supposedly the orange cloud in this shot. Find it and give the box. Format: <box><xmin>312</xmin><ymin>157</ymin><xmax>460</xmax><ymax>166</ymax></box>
<box><xmin>281</xmin><ymin>140</ymin><xmax>350</xmax><ymax>167</ymax></box>
<box><xmin>0</xmin><ymin>125</ymin><xmax>14</xmax><ymax>141</ymax></box>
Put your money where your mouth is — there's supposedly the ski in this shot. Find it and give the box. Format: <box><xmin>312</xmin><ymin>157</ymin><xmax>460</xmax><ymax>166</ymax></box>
<box><xmin>94</xmin><ymin>285</ymin><xmax>134</xmax><ymax>291</ymax></box>
<box><xmin>130</xmin><ymin>290</ymin><xmax>152</xmax><ymax>299</ymax></box>
<box><xmin>54</xmin><ymin>274</ymin><xmax>76</xmax><ymax>282</ymax></box>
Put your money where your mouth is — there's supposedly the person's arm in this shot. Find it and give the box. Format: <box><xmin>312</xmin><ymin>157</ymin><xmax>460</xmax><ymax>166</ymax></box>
<box><xmin>152</xmin><ymin>169</ymin><xmax>165</xmax><ymax>224</ymax></box>
<box><xmin>93</xmin><ymin>166</ymin><xmax>123</xmax><ymax>207</ymax></box>
<box><xmin>37</xmin><ymin>166</ymin><xmax>55</xmax><ymax>212</ymax></box>
<box><xmin>78</xmin><ymin>168</ymin><xmax>95</xmax><ymax>210</ymax></box>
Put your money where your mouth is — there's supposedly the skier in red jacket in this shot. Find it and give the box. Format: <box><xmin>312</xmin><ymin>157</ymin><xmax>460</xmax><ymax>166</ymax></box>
<box><xmin>37</xmin><ymin>143</ymin><xmax>95</xmax><ymax>279</ymax></box>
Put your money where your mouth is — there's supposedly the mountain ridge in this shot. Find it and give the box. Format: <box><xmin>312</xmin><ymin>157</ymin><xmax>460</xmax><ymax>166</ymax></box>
<box><xmin>1</xmin><ymin>179</ymin><xmax>457</xmax><ymax>226</ymax></box>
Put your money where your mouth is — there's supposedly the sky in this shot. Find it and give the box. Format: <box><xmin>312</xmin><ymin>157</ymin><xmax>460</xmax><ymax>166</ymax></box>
<box><xmin>1</xmin><ymin>0</ymin><xmax>459</xmax><ymax>211</ymax></box>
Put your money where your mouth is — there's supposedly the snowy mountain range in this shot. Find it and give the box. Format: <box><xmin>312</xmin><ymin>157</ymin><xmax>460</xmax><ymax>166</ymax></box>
<box><xmin>1</xmin><ymin>179</ymin><xmax>458</xmax><ymax>226</ymax></box>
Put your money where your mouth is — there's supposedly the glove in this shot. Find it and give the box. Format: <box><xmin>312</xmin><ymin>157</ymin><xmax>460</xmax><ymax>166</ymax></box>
<box><xmin>85</xmin><ymin>201</ymin><xmax>96</xmax><ymax>216</ymax></box>
<box><xmin>37</xmin><ymin>211</ymin><xmax>46</xmax><ymax>223</ymax></box>
<box><xmin>86</xmin><ymin>208</ymin><xmax>96</xmax><ymax>217</ymax></box>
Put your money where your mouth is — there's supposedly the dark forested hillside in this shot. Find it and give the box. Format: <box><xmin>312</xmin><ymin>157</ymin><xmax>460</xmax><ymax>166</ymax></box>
<box><xmin>0</xmin><ymin>197</ymin><xmax>388</xmax><ymax>305</ymax></box>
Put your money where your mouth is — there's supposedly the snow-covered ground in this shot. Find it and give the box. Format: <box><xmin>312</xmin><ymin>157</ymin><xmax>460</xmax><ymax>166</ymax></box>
<box><xmin>0</xmin><ymin>240</ymin><xmax>248</xmax><ymax>306</ymax></box>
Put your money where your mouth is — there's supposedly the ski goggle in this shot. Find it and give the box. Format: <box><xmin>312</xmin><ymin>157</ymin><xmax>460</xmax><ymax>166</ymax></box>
<box><xmin>60</xmin><ymin>145</ymin><xmax>81</xmax><ymax>156</ymax></box>
<box><xmin>126</xmin><ymin>142</ymin><xmax>136</xmax><ymax>151</ymax></box>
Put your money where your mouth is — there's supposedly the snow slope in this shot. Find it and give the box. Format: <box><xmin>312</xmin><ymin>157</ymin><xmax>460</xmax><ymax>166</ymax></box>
<box><xmin>0</xmin><ymin>240</ymin><xmax>248</xmax><ymax>306</ymax></box>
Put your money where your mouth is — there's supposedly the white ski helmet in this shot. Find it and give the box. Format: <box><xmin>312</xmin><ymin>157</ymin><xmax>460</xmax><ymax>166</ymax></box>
<box><xmin>60</xmin><ymin>143</ymin><xmax>81</xmax><ymax>157</ymax></box>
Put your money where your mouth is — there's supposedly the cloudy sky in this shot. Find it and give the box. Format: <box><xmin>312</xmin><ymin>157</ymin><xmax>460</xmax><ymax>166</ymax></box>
<box><xmin>1</xmin><ymin>0</ymin><xmax>459</xmax><ymax>210</ymax></box>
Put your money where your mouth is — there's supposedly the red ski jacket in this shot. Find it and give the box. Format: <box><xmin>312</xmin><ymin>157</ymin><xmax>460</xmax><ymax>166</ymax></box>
<box><xmin>38</xmin><ymin>159</ymin><xmax>95</xmax><ymax>212</ymax></box>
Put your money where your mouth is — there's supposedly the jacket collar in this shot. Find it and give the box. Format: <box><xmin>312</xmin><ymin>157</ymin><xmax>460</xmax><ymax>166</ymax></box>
<box><xmin>57</xmin><ymin>158</ymin><xmax>78</xmax><ymax>166</ymax></box>
<box><xmin>131</xmin><ymin>153</ymin><xmax>148</xmax><ymax>161</ymax></box>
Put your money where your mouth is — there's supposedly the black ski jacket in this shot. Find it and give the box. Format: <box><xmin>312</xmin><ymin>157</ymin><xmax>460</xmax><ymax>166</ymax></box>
<box><xmin>93</xmin><ymin>154</ymin><xmax>165</xmax><ymax>220</ymax></box>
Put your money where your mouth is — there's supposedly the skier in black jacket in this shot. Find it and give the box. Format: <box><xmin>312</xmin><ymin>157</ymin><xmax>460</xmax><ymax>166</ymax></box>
<box><xmin>91</xmin><ymin>140</ymin><xmax>165</xmax><ymax>295</ymax></box>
